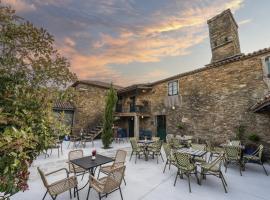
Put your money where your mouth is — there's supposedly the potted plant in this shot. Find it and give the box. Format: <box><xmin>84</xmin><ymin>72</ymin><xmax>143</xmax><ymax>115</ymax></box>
<box><xmin>244</xmin><ymin>133</ymin><xmax>260</xmax><ymax>155</ymax></box>
<box><xmin>177</xmin><ymin>122</ymin><xmax>185</xmax><ymax>137</ymax></box>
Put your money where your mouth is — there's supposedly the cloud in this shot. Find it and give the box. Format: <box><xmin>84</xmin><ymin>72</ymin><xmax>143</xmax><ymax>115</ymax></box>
<box><xmin>47</xmin><ymin>0</ymin><xmax>245</xmax><ymax>86</ymax></box>
<box><xmin>2</xmin><ymin>0</ymin><xmax>36</xmax><ymax>13</ymax></box>
<box><xmin>238</xmin><ymin>19</ymin><xmax>252</xmax><ymax>26</ymax></box>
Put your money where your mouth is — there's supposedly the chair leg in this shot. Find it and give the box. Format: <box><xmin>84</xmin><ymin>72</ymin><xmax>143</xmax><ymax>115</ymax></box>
<box><xmin>220</xmin><ymin>173</ymin><xmax>228</xmax><ymax>193</ymax></box>
<box><xmin>123</xmin><ymin>176</ymin><xmax>127</xmax><ymax>185</ymax></box>
<box><xmin>97</xmin><ymin>168</ymin><xmax>101</xmax><ymax>179</ymax></box>
<box><xmin>174</xmin><ymin>172</ymin><xmax>178</xmax><ymax>186</ymax></box>
<box><xmin>199</xmin><ymin>172</ymin><xmax>203</xmax><ymax>185</ymax></box>
<box><xmin>119</xmin><ymin>187</ymin><xmax>124</xmax><ymax>200</ymax></box>
<box><xmin>239</xmin><ymin>161</ymin><xmax>242</xmax><ymax>176</ymax></box>
<box><xmin>69</xmin><ymin>189</ymin><xmax>72</xmax><ymax>199</ymax></box>
<box><xmin>42</xmin><ymin>191</ymin><xmax>48</xmax><ymax>200</ymax></box>
<box><xmin>261</xmin><ymin>163</ymin><xmax>268</xmax><ymax>176</ymax></box>
<box><xmin>157</xmin><ymin>154</ymin><xmax>159</xmax><ymax>164</ymax></box>
<box><xmin>98</xmin><ymin>193</ymin><xmax>102</xmax><ymax>200</ymax></box>
<box><xmin>86</xmin><ymin>187</ymin><xmax>91</xmax><ymax>200</ymax></box>
<box><xmin>160</xmin><ymin>153</ymin><xmax>164</xmax><ymax>162</ymax></box>
<box><xmin>220</xmin><ymin>172</ymin><xmax>227</xmax><ymax>186</ymax></box>
<box><xmin>129</xmin><ymin>151</ymin><xmax>133</xmax><ymax>161</ymax></box>
<box><xmin>76</xmin><ymin>187</ymin><xmax>80</xmax><ymax>200</ymax></box>
<box><xmin>195</xmin><ymin>170</ymin><xmax>199</xmax><ymax>185</ymax></box>
<box><xmin>135</xmin><ymin>153</ymin><xmax>137</xmax><ymax>164</ymax></box>
<box><xmin>187</xmin><ymin>174</ymin><xmax>191</xmax><ymax>193</ymax></box>
<box><xmin>163</xmin><ymin>160</ymin><xmax>168</xmax><ymax>173</ymax></box>
<box><xmin>74</xmin><ymin>187</ymin><xmax>76</xmax><ymax>198</ymax></box>
<box><xmin>57</xmin><ymin>148</ymin><xmax>59</xmax><ymax>158</ymax></box>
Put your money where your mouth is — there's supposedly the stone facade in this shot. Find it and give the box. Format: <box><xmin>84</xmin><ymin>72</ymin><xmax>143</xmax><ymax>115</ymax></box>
<box><xmin>208</xmin><ymin>9</ymin><xmax>241</xmax><ymax>63</ymax></box>
<box><xmin>71</xmin><ymin>81</ymin><xmax>120</xmax><ymax>135</ymax></box>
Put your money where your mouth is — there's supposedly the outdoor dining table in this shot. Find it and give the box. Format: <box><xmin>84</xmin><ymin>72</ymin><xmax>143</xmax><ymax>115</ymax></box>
<box><xmin>70</xmin><ymin>154</ymin><xmax>113</xmax><ymax>191</ymax></box>
<box><xmin>137</xmin><ymin>140</ymin><xmax>154</xmax><ymax>161</ymax></box>
<box><xmin>177</xmin><ymin>147</ymin><xmax>207</xmax><ymax>158</ymax></box>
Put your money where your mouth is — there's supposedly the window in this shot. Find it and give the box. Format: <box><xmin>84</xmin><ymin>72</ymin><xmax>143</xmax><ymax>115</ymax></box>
<box><xmin>168</xmin><ymin>80</ymin><xmax>178</xmax><ymax>96</ymax></box>
<box><xmin>265</xmin><ymin>57</ymin><xmax>270</xmax><ymax>78</ymax></box>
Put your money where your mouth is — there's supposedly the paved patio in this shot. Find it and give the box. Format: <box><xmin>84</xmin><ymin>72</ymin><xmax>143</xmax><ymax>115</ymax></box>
<box><xmin>11</xmin><ymin>140</ymin><xmax>270</xmax><ymax>200</ymax></box>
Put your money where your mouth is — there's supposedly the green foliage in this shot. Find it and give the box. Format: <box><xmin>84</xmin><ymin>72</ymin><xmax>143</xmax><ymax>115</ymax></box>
<box><xmin>0</xmin><ymin>4</ymin><xmax>76</xmax><ymax>196</ymax></box>
<box><xmin>235</xmin><ymin>124</ymin><xmax>246</xmax><ymax>141</ymax></box>
<box><xmin>102</xmin><ymin>85</ymin><xmax>117</xmax><ymax>149</ymax></box>
<box><xmin>177</xmin><ymin>123</ymin><xmax>184</xmax><ymax>129</ymax></box>
<box><xmin>248</xmin><ymin>133</ymin><xmax>260</xmax><ymax>143</ymax></box>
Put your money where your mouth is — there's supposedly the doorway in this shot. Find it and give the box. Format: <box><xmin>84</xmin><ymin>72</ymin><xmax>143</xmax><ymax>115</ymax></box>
<box><xmin>128</xmin><ymin>117</ymin><xmax>134</xmax><ymax>137</ymax></box>
<box><xmin>156</xmin><ymin>115</ymin><xmax>166</xmax><ymax>141</ymax></box>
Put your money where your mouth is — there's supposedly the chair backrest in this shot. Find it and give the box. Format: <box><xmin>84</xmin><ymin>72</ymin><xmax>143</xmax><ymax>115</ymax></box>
<box><xmin>224</xmin><ymin>145</ymin><xmax>241</xmax><ymax>159</ymax></box>
<box><xmin>191</xmin><ymin>143</ymin><xmax>206</xmax><ymax>151</ymax></box>
<box><xmin>153</xmin><ymin>140</ymin><xmax>163</xmax><ymax>151</ymax></box>
<box><xmin>104</xmin><ymin>166</ymin><xmax>126</xmax><ymax>193</ymax></box>
<box><xmin>173</xmin><ymin>152</ymin><xmax>193</xmax><ymax>170</ymax></box>
<box><xmin>130</xmin><ymin>138</ymin><xmax>138</xmax><ymax>150</ymax></box>
<box><xmin>208</xmin><ymin>153</ymin><xmax>224</xmax><ymax>171</ymax></box>
<box><xmin>163</xmin><ymin>143</ymin><xmax>172</xmax><ymax>159</ymax></box>
<box><xmin>37</xmin><ymin>167</ymin><xmax>49</xmax><ymax>188</ymax></box>
<box><xmin>230</xmin><ymin>140</ymin><xmax>241</xmax><ymax>146</ymax></box>
<box><xmin>113</xmin><ymin>150</ymin><xmax>127</xmax><ymax>167</ymax></box>
<box><xmin>253</xmin><ymin>144</ymin><xmax>264</xmax><ymax>159</ymax></box>
<box><xmin>152</xmin><ymin>137</ymin><xmax>160</xmax><ymax>141</ymax></box>
<box><xmin>68</xmin><ymin>149</ymin><xmax>83</xmax><ymax>171</ymax></box>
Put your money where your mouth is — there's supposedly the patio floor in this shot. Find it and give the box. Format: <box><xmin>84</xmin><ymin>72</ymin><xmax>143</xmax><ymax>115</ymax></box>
<box><xmin>11</xmin><ymin>140</ymin><xmax>270</xmax><ymax>200</ymax></box>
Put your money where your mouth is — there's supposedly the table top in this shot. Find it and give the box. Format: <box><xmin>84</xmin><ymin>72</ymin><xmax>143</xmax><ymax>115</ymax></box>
<box><xmin>138</xmin><ymin>140</ymin><xmax>154</xmax><ymax>144</ymax></box>
<box><xmin>178</xmin><ymin>148</ymin><xmax>207</xmax><ymax>157</ymax></box>
<box><xmin>70</xmin><ymin>154</ymin><xmax>113</xmax><ymax>170</ymax></box>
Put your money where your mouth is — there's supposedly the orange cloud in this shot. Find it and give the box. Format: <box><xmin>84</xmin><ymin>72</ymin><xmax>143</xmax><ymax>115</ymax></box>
<box><xmin>2</xmin><ymin>0</ymin><xmax>36</xmax><ymax>13</ymax></box>
<box><xmin>57</xmin><ymin>0</ymin><xmax>245</xmax><ymax>86</ymax></box>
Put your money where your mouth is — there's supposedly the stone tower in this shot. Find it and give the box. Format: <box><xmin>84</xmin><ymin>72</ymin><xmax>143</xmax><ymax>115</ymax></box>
<box><xmin>207</xmin><ymin>9</ymin><xmax>241</xmax><ymax>63</ymax></box>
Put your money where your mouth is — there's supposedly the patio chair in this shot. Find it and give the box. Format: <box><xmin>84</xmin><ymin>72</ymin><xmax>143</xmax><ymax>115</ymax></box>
<box><xmin>68</xmin><ymin>135</ymin><xmax>80</xmax><ymax>149</ymax></box>
<box><xmin>191</xmin><ymin>143</ymin><xmax>207</xmax><ymax>164</ymax></box>
<box><xmin>224</xmin><ymin>145</ymin><xmax>242</xmax><ymax>176</ymax></box>
<box><xmin>98</xmin><ymin>149</ymin><xmax>127</xmax><ymax>185</ymax></box>
<box><xmin>200</xmin><ymin>153</ymin><xmax>228</xmax><ymax>193</ymax></box>
<box><xmin>86</xmin><ymin>166</ymin><xmax>126</xmax><ymax>200</ymax></box>
<box><xmin>173</xmin><ymin>151</ymin><xmax>199</xmax><ymax>192</ymax></box>
<box><xmin>206</xmin><ymin>140</ymin><xmax>223</xmax><ymax>162</ymax></box>
<box><xmin>163</xmin><ymin>143</ymin><xmax>176</xmax><ymax>173</ymax></box>
<box><xmin>68</xmin><ymin>150</ymin><xmax>87</xmax><ymax>180</ymax></box>
<box><xmin>148</xmin><ymin>140</ymin><xmax>164</xmax><ymax>164</ymax></box>
<box><xmin>230</xmin><ymin>140</ymin><xmax>241</xmax><ymax>146</ymax></box>
<box><xmin>129</xmin><ymin>138</ymin><xmax>144</xmax><ymax>163</ymax></box>
<box><xmin>37</xmin><ymin>167</ymin><xmax>79</xmax><ymax>200</ymax></box>
<box><xmin>169</xmin><ymin>138</ymin><xmax>183</xmax><ymax>149</ymax></box>
<box><xmin>243</xmin><ymin>144</ymin><xmax>268</xmax><ymax>175</ymax></box>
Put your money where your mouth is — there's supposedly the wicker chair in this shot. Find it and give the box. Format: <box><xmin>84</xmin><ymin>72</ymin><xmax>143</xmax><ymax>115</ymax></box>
<box><xmin>86</xmin><ymin>166</ymin><xmax>126</xmax><ymax>200</ymax></box>
<box><xmin>224</xmin><ymin>145</ymin><xmax>242</xmax><ymax>176</ymax></box>
<box><xmin>169</xmin><ymin>138</ymin><xmax>183</xmax><ymax>149</ymax></box>
<box><xmin>129</xmin><ymin>138</ymin><xmax>144</xmax><ymax>163</ymax></box>
<box><xmin>200</xmin><ymin>153</ymin><xmax>228</xmax><ymax>193</ymax></box>
<box><xmin>38</xmin><ymin>167</ymin><xmax>79</xmax><ymax>200</ymax></box>
<box><xmin>206</xmin><ymin>140</ymin><xmax>223</xmax><ymax>162</ymax></box>
<box><xmin>98</xmin><ymin>149</ymin><xmax>127</xmax><ymax>185</ymax></box>
<box><xmin>230</xmin><ymin>140</ymin><xmax>241</xmax><ymax>146</ymax></box>
<box><xmin>191</xmin><ymin>143</ymin><xmax>207</xmax><ymax>164</ymax></box>
<box><xmin>68</xmin><ymin>150</ymin><xmax>87</xmax><ymax>180</ymax></box>
<box><xmin>163</xmin><ymin>143</ymin><xmax>176</xmax><ymax>173</ymax></box>
<box><xmin>148</xmin><ymin>140</ymin><xmax>164</xmax><ymax>164</ymax></box>
<box><xmin>173</xmin><ymin>151</ymin><xmax>199</xmax><ymax>192</ymax></box>
<box><xmin>243</xmin><ymin>144</ymin><xmax>268</xmax><ymax>175</ymax></box>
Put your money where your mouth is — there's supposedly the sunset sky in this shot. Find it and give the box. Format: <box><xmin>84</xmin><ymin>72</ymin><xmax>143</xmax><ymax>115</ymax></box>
<box><xmin>4</xmin><ymin>0</ymin><xmax>270</xmax><ymax>86</ymax></box>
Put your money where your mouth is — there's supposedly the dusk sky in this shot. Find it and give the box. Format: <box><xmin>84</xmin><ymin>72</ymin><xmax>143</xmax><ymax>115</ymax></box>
<box><xmin>4</xmin><ymin>0</ymin><xmax>270</xmax><ymax>86</ymax></box>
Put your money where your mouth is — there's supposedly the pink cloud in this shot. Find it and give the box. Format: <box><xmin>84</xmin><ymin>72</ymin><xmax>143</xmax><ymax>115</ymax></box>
<box><xmin>2</xmin><ymin>0</ymin><xmax>36</xmax><ymax>13</ymax></box>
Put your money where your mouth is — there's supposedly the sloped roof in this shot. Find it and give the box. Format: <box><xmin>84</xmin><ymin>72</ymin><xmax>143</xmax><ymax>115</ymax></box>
<box><xmin>150</xmin><ymin>47</ymin><xmax>270</xmax><ymax>86</ymax></box>
<box><xmin>250</xmin><ymin>93</ymin><xmax>270</xmax><ymax>113</ymax></box>
<box><xmin>53</xmin><ymin>101</ymin><xmax>75</xmax><ymax>111</ymax></box>
<box><xmin>71</xmin><ymin>80</ymin><xmax>123</xmax><ymax>90</ymax></box>
<box><xmin>117</xmin><ymin>83</ymin><xmax>152</xmax><ymax>94</ymax></box>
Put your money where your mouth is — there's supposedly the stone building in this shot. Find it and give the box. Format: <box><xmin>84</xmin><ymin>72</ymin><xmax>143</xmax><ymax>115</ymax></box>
<box><xmin>70</xmin><ymin>80</ymin><xmax>122</xmax><ymax>134</ymax></box>
<box><xmin>112</xmin><ymin>9</ymin><xmax>270</xmax><ymax>155</ymax></box>
<box><xmin>70</xmin><ymin>9</ymin><xmax>270</xmax><ymax>155</ymax></box>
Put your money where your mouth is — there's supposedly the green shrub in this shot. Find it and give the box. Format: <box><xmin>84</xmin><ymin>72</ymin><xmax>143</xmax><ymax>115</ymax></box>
<box><xmin>248</xmin><ymin>133</ymin><xmax>260</xmax><ymax>143</ymax></box>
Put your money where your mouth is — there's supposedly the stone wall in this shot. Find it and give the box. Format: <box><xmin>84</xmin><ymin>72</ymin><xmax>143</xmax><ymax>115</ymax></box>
<box><xmin>138</xmin><ymin>52</ymin><xmax>270</xmax><ymax>156</ymax></box>
<box><xmin>72</xmin><ymin>83</ymin><xmax>109</xmax><ymax>134</ymax></box>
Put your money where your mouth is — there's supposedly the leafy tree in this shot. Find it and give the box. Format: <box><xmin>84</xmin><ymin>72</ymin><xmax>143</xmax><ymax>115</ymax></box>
<box><xmin>0</xmin><ymin>4</ymin><xmax>76</xmax><ymax>198</ymax></box>
<box><xmin>102</xmin><ymin>85</ymin><xmax>117</xmax><ymax>148</ymax></box>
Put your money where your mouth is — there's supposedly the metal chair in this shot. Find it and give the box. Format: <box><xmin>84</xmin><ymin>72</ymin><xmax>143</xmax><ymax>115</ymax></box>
<box><xmin>86</xmin><ymin>166</ymin><xmax>126</xmax><ymax>200</ymax></box>
<box><xmin>148</xmin><ymin>140</ymin><xmax>164</xmax><ymax>164</ymax></box>
<box><xmin>163</xmin><ymin>143</ymin><xmax>176</xmax><ymax>173</ymax></box>
<box><xmin>224</xmin><ymin>145</ymin><xmax>242</xmax><ymax>176</ymax></box>
<box><xmin>173</xmin><ymin>151</ymin><xmax>199</xmax><ymax>192</ymax></box>
<box><xmin>129</xmin><ymin>138</ymin><xmax>144</xmax><ymax>163</ymax></box>
<box><xmin>68</xmin><ymin>150</ymin><xmax>87</xmax><ymax>180</ymax></box>
<box><xmin>191</xmin><ymin>143</ymin><xmax>207</xmax><ymax>164</ymax></box>
<box><xmin>37</xmin><ymin>167</ymin><xmax>79</xmax><ymax>200</ymax></box>
<box><xmin>200</xmin><ymin>153</ymin><xmax>228</xmax><ymax>193</ymax></box>
<box><xmin>243</xmin><ymin>144</ymin><xmax>268</xmax><ymax>175</ymax></box>
<box><xmin>98</xmin><ymin>149</ymin><xmax>127</xmax><ymax>185</ymax></box>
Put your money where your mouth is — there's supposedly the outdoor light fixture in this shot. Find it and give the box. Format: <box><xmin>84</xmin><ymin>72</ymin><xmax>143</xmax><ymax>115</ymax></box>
<box><xmin>141</xmin><ymin>115</ymin><xmax>144</xmax><ymax>119</ymax></box>
<box><xmin>172</xmin><ymin>106</ymin><xmax>175</xmax><ymax>110</ymax></box>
